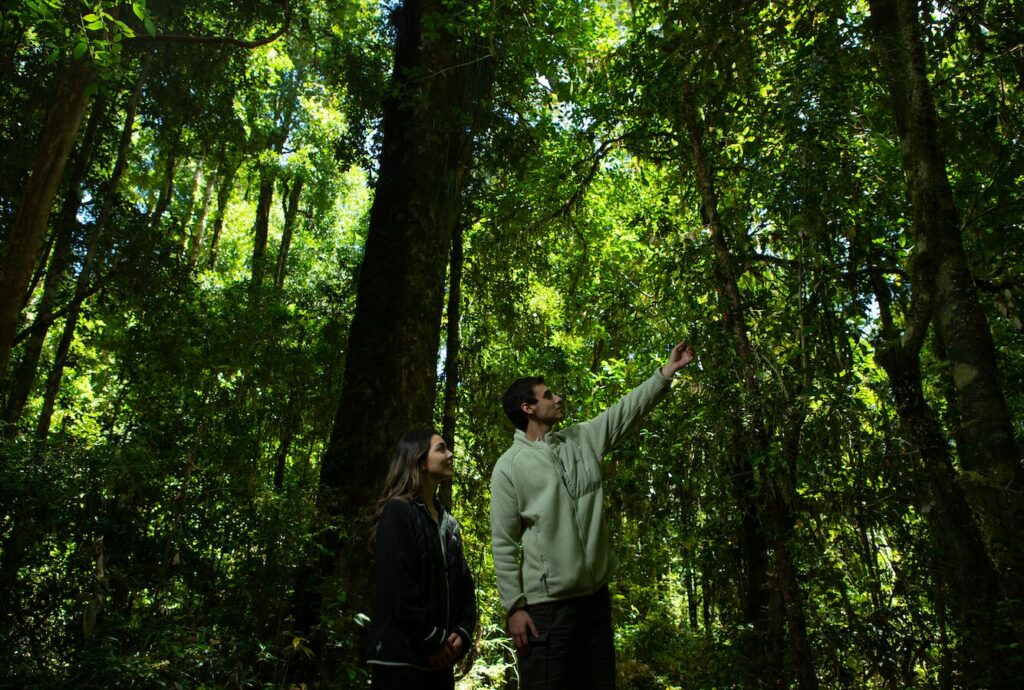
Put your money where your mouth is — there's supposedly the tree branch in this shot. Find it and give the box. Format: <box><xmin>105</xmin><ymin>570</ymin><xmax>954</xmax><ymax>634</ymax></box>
<box><xmin>961</xmin><ymin>199</ymin><xmax>1024</xmax><ymax>231</ymax></box>
<box><xmin>129</xmin><ymin>0</ymin><xmax>290</xmax><ymax>50</ymax></box>
<box><xmin>13</xmin><ymin>281</ymin><xmax>102</xmax><ymax>346</ymax></box>
<box><xmin>530</xmin><ymin>133</ymin><xmax>629</xmax><ymax>231</ymax></box>
<box><xmin>974</xmin><ymin>276</ymin><xmax>1023</xmax><ymax>293</ymax></box>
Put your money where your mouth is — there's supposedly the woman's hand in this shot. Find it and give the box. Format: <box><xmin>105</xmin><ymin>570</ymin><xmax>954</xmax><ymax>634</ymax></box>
<box><xmin>427</xmin><ymin>632</ymin><xmax>464</xmax><ymax>668</ymax></box>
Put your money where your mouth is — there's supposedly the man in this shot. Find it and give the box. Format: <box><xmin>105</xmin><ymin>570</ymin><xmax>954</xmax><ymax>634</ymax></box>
<box><xmin>490</xmin><ymin>340</ymin><xmax>696</xmax><ymax>688</ymax></box>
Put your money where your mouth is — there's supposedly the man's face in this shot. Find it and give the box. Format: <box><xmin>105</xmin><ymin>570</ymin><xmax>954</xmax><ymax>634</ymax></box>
<box><xmin>524</xmin><ymin>383</ymin><xmax>564</xmax><ymax>426</ymax></box>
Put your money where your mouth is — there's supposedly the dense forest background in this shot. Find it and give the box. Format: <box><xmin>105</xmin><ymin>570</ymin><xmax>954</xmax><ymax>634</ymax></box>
<box><xmin>2</xmin><ymin>0</ymin><xmax>1023</xmax><ymax>688</ymax></box>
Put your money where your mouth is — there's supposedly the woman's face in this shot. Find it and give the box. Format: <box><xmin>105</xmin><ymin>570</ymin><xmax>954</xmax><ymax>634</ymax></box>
<box><xmin>422</xmin><ymin>434</ymin><xmax>454</xmax><ymax>482</ymax></box>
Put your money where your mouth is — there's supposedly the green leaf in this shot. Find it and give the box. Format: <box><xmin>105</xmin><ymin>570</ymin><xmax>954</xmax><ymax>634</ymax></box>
<box><xmin>144</xmin><ymin>17</ymin><xmax>156</xmax><ymax>37</ymax></box>
<box><xmin>114</xmin><ymin>20</ymin><xmax>135</xmax><ymax>37</ymax></box>
<box><xmin>82</xmin><ymin>13</ymin><xmax>99</xmax><ymax>22</ymax></box>
<box><xmin>72</xmin><ymin>39</ymin><xmax>88</xmax><ymax>60</ymax></box>
<box><xmin>132</xmin><ymin>3</ymin><xmax>145</xmax><ymax>21</ymax></box>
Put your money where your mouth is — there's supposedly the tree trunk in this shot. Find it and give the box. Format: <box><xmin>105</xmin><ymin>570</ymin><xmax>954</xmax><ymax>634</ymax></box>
<box><xmin>147</xmin><ymin>134</ymin><xmax>181</xmax><ymax>231</ymax></box>
<box><xmin>0</xmin><ymin>59</ymin><xmax>95</xmax><ymax>625</ymax></box>
<box><xmin>252</xmin><ymin>99</ymin><xmax>293</xmax><ymax>293</ymax></box>
<box><xmin>208</xmin><ymin>159</ymin><xmax>240</xmax><ymax>270</ymax></box>
<box><xmin>868</xmin><ymin>0</ymin><xmax>1024</xmax><ymax>621</ymax></box>
<box><xmin>871</xmin><ymin>265</ymin><xmax>1019</xmax><ymax>686</ymax></box>
<box><xmin>2</xmin><ymin>97</ymin><xmax>106</xmax><ymax>436</ymax></box>
<box><xmin>318</xmin><ymin>0</ymin><xmax>489</xmax><ymax>529</ymax></box>
<box><xmin>685</xmin><ymin>568</ymin><xmax>698</xmax><ymax>630</ymax></box>
<box><xmin>250</xmin><ymin>173</ymin><xmax>274</xmax><ymax>292</ymax></box>
<box><xmin>681</xmin><ymin>94</ymin><xmax>818</xmax><ymax>690</ymax></box>
<box><xmin>701</xmin><ymin>570</ymin><xmax>712</xmax><ymax>635</ymax></box>
<box><xmin>187</xmin><ymin>168</ymin><xmax>218</xmax><ymax>268</ymax></box>
<box><xmin>274</xmin><ymin>176</ymin><xmax>304</xmax><ymax>290</ymax></box>
<box><xmin>291</xmin><ymin>0</ymin><xmax>493</xmax><ymax>681</ymax></box>
<box><xmin>439</xmin><ymin>220</ymin><xmax>464</xmax><ymax>507</ymax></box>
<box><xmin>0</xmin><ymin>57</ymin><xmax>94</xmax><ymax>382</ymax></box>
<box><xmin>35</xmin><ymin>63</ymin><xmax>146</xmax><ymax>440</ymax></box>
<box><xmin>273</xmin><ymin>390</ymin><xmax>300</xmax><ymax>492</ymax></box>
<box><xmin>178</xmin><ymin>159</ymin><xmax>203</xmax><ymax>249</ymax></box>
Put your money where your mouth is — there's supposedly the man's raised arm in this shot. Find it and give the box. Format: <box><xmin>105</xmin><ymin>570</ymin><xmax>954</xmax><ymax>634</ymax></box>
<box><xmin>569</xmin><ymin>339</ymin><xmax>697</xmax><ymax>457</ymax></box>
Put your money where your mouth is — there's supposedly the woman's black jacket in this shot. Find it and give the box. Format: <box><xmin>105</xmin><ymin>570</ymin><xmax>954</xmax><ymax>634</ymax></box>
<box><xmin>366</xmin><ymin>498</ymin><xmax>477</xmax><ymax>668</ymax></box>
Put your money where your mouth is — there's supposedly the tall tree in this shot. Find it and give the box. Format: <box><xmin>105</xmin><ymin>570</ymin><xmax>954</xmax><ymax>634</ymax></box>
<box><xmin>34</xmin><ymin>60</ymin><xmax>148</xmax><ymax>440</ymax></box>
<box><xmin>274</xmin><ymin>175</ymin><xmax>304</xmax><ymax>289</ymax></box>
<box><xmin>867</xmin><ymin>0</ymin><xmax>1024</xmax><ymax>637</ymax></box>
<box><xmin>293</xmin><ymin>0</ymin><xmax>493</xmax><ymax>678</ymax></box>
<box><xmin>439</xmin><ymin>219</ymin><xmax>466</xmax><ymax>507</ymax></box>
<box><xmin>1</xmin><ymin>97</ymin><xmax>106</xmax><ymax>435</ymax></box>
<box><xmin>0</xmin><ymin>57</ymin><xmax>94</xmax><ymax>382</ymax></box>
<box><xmin>681</xmin><ymin>89</ymin><xmax>817</xmax><ymax>689</ymax></box>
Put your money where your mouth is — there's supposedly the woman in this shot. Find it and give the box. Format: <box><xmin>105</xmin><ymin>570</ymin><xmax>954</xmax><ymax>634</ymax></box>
<box><xmin>367</xmin><ymin>430</ymin><xmax>477</xmax><ymax>690</ymax></box>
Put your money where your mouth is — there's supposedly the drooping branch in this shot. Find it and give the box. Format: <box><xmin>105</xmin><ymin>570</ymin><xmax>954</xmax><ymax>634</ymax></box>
<box><xmin>530</xmin><ymin>133</ymin><xmax>628</xmax><ymax>232</ymax></box>
<box><xmin>130</xmin><ymin>0</ymin><xmax>290</xmax><ymax>50</ymax></box>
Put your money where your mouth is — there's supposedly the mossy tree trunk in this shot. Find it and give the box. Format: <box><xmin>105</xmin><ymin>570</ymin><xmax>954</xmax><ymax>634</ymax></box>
<box><xmin>868</xmin><ymin>0</ymin><xmax>1024</xmax><ymax>649</ymax></box>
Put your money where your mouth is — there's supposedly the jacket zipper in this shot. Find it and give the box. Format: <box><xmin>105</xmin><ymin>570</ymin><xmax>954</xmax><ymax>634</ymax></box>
<box><xmin>438</xmin><ymin>511</ymin><xmax>449</xmax><ymax>636</ymax></box>
<box><xmin>555</xmin><ymin>449</ymin><xmax>596</xmax><ymax>589</ymax></box>
<box><xmin>418</xmin><ymin>500</ymin><xmax>450</xmax><ymax>642</ymax></box>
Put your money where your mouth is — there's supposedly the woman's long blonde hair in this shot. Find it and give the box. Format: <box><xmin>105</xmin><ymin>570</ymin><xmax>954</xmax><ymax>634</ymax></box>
<box><xmin>370</xmin><ymin>429</ymin><xmax>441</xmax><ymax>546</ymax></box>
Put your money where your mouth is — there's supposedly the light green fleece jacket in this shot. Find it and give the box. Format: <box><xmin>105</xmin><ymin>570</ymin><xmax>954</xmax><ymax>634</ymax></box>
<box><xmin>489</xmin><ymin>369</ymin><xmax>673</xmax><ymax>612</ymax></box>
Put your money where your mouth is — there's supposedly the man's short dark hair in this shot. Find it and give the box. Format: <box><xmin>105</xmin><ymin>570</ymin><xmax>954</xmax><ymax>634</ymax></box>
<box><xmin>502</xmin><ymin>376</ymin><xmax>545</xmax><ymax>431</ymax></box>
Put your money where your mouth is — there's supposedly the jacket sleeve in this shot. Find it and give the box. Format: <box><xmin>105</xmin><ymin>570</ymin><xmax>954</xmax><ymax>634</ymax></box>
<box><xmin>450</xmin><ymin>521</ymin><xmax>477</xmax><ymax>660</ymax></box>
<box><xmin>375</xmin><ymin>500</ymin><xmax>446</xmax><ymax>651</ymax></box>
<box><xmin>490</xmin><ymin>459</ymin><xmax>527</xmax><ymax>612</ymax></box>
<box><xmin>566</xmin><ymin>368</ymin><xmax>673</xmax><ymax>460</ymax></box>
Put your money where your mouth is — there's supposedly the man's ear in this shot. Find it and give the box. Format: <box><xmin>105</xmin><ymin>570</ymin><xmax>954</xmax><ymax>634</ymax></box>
<box><xmin>520</xmin><ymin>401</ymin><xmax>534</xmax><ymax>416</ymax></box>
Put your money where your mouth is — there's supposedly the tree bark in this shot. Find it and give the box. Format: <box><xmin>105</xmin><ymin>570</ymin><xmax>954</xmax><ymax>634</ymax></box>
<box><xmin>250</xmin><ymin>173</ymin><xmax>274</xmax><ymax>292</ymax></box>
<box><xmin>207</xmin><ymin>159</ymin><xmax>240</xmax><ymax>270</ymax></box>
<box><xmin>685</xmin><ymin>568</ymin><xmax>699</xmax><ymax>630</ymax></box>
<box><xmin>319</xmin><ymin>0</ymin><xmax>489</xmax><ymax>526</ymax></box>
<box><xmin>439</xmin><ymin>220</ymin><xmax>464</xmax><ymax>507</ymax></box>
<box><xmin>871</xmin><ymin>263</ymin><xmax>1019</xmax><ymax>686</ymax></box>
<box><xmin>683</xmin><ymin>95</ymin><xmax>771</xmax><ymax>681</ymax></box>
<box><xmin>273</xmin><ymin>390</ymin><xmax>300</xmax><ymax>492</ymax></box>
<box><xmin>179</xmin><ymin>159</ymin><xmax>204</xmax><ymax>248</ymax></box>
<box><xmin>868</xmin><ymin>0</ymin><xmax>1024</xmax><ymax>641</ymax></box>
<box><xmin>251</xmin><ymin>104</ymin><xmax>293</xmax><ymax>293</ymax></box>
<box><xmin>0</xmin><ymin>58</ymin><xmax>94</xmax><ymax>382</ymax></box>
<box><xmin>187</xmin><ymin>168</ymin><xmax>218</xmax><ymax>268</ymax></box>
<box><xmin>274</xmin><ymin>177</ymin><xmax>304</xmax><ymax>290</ymax></box>
<box><xmin>147</xmin><ymin>134</ymin><xmax>181</xmax><ymax>231</ymax></box>
<box><xmin>2</xmin><ymin>97</ymin><xmax>106</xmax><ymax>436</ymax></box>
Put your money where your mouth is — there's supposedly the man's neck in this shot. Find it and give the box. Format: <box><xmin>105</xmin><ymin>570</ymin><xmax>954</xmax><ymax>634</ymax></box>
<box><xmin>524</xmin><ymin>421</ymin><xmax>551</xmax><ymax>442</ymax></box>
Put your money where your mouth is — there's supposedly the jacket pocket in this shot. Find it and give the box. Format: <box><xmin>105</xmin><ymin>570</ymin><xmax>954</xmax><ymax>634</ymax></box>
<box><xmin>521</xmin><ymin>528</ymin><xmax>549</xmax><ymax>600</ymax></box>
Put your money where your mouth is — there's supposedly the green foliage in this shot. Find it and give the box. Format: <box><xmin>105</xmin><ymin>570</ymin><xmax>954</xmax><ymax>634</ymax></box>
<box><xmin>2</xmin><ymin>0</ymin><xmax>1022</xmax><ymax>687</ymax></box>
